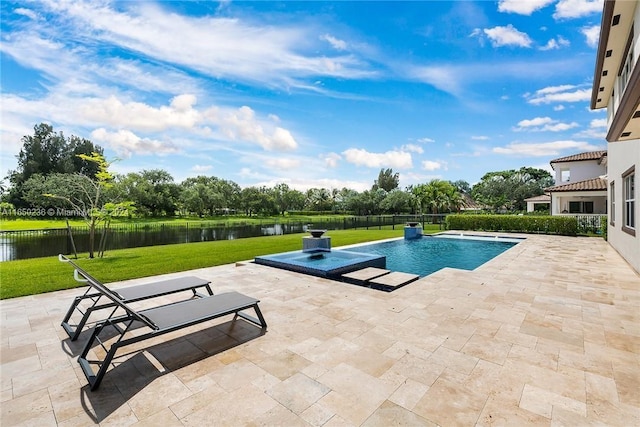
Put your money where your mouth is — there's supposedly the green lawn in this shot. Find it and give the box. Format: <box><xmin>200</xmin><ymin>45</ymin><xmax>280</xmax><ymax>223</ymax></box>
<box><xmin>0</xmin><ymin>229</ymin><xmax>411</xmax><ymax>299</ymax></box>
<box><xmin>0</xmin><ymin>215</ymin><xmax>354</xmax><ymax>231</ymax></box>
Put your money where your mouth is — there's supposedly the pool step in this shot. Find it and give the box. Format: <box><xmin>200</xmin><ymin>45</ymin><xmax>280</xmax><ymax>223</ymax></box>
<box><xmin>341</xmin><ymin>267</ymin><xmax>390</xmax><ymax>283</ymax></box>
<box><xmin>341</xmin><ymin>268</ymin><xmax>419</xmax><ymax>292</ymax></box>
<box><xmin>369</xmin><ymin>271</ymin><xmax>420</xmax><ymax>291</ymax></box>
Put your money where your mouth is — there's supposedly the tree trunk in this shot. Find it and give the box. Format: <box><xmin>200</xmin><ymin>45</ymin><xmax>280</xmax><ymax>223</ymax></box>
<box><xmin>88</xmin><ymin>220</ymin><xmax>96</xmax><ymax>258</ymax></box>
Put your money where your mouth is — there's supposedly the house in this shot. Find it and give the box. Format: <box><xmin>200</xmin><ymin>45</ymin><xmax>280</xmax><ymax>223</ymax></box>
<box><xmin>591</xmin><ymin>0</ymin><xmax>639</xmax><ymax>273</ymax></box>
<box><xmin>524</xmin><ymin>194</ymin><xmax>551</xmax><ymax>213</ymax></box>
<box><xmin>545</xmin><ymin>151</ymin><xmax>608</xmax><ymax>215</ymax></box>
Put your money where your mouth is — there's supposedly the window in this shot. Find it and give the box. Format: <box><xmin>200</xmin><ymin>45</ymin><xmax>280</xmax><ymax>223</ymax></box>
<box><xmin>569</xmin><ymin>201</ymin><xmax>580</xmax><ymax>213</ymax></box>
<box><xmin>610</xmin><ymin>182</ymin><xmax>615</xmax><ymax>226</ymax></box>
<box><xmin>569</xmin><ymin>201</ymin><xmax>594</xmax><ymax>214</ymax></box>
<box><xmin>585</xmin><ymin>201</ymin><xmax>594</xmax><ymax>214</ymax></box>
<box><xmin>561</xmin><ymin>169</ymin><xmax>570</xmax><ymax>182</ymax></box>
<box><xmin>623</xmin><ymin>167</ymin><xmax>635</xmax><ymax>236</ymax></box>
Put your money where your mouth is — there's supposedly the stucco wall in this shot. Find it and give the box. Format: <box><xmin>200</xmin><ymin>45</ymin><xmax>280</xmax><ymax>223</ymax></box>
<box><xmin>553</xmin><ymin>160</ymin><xmax>606</xmax><ymax>184</ymax></box>
<box><xmin>607</xmin><ymin>140</ymin><xmax>640</xmax><ymax>273</ymax></box>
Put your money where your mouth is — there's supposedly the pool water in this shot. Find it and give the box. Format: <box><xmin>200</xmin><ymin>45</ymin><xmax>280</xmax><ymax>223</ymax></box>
<box><xmin>254</xmin><ymin>249</ymin><xmax>385</xmax><ymax>278</ymax></box>
<box><xmin>342</xmin><ymin>235</ymin><xmax>519</xmax><ymax>277</ymax></box>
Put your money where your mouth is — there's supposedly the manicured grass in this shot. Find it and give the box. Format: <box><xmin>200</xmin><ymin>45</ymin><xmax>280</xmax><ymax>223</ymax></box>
<box><xmin>0</xmin><ymin>215</ymin><xmax>350</xmax><ymax>231</ymax></box>
<box><xmin>1</xmin><ymin>229</ymin><xmax>411</xmax><ymax>299</ymax></box>
<box><xmin>1</xmin><ymin>218</ymin><xmax>88</xmax><ymax>230</ymax></box>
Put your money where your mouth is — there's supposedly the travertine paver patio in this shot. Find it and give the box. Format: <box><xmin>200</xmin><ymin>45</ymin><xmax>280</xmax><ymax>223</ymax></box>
<box><xmin>1</xmin><ymin>233</ymin><xmax>639</xmax><ymax>426</ymax></box>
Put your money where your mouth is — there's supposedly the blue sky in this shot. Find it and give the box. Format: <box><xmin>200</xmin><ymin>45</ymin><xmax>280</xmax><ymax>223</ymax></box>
<box><xmin>1</xmin><ymin>0</ymin><xmax>607</xmax><ymax>192</ymax></box>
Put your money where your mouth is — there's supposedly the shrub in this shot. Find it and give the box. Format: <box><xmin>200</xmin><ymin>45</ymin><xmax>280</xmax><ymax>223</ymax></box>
<box><xmin>445</xmin><ymin>214</ymin><xmax>578</xmax><ymax>236</ymax></box>
<box><xmin>601</xmin><ymin>216</ymin><xmax>608</xmax><ymax>241</ymax></box>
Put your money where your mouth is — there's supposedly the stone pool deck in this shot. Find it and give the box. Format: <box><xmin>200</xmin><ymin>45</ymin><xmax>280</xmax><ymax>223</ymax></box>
<box><xmin>1</xmin><ymin>233</ymin><xmax>639</xmax><ymax>426</ymax></box>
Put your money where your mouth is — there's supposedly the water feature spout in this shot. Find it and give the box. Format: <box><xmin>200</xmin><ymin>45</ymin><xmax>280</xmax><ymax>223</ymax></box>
<box><xmin>303</xmin><ymin>230</ymin><xmax>331</xmax><ymax>253</ymax></box>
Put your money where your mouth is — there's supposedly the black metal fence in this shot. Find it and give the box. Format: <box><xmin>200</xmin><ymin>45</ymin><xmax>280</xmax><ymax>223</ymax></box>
<box><xmin>0</xmin><ymin>215</ymin><xmax>447</xmax><ymax>261</ymax></box>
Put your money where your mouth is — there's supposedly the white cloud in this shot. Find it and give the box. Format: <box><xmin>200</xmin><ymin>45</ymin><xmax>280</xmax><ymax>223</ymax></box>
<box><xmin>321</xmin><ymin>34</ymin><xmax>348</xmax><ymax>51</ymax></box>
<box><xmin>498</xmin><ymin>0</ymin><xmax>555</xmax><ymax>15</ymax></box>
<box><xmin>417</xmin><ymin>137</ymin><xmax>435</xmax><ymax>143</ymax></box>
<box><xmin>422</xmin><ymin>160</ymin><xmax>443</xmax><ymax>171</ymax></box>
<box><xmin>83</xmin><ymin>95</ymin><xmax>200</xmax><ymax>132</ymax></box>
<box><xmin>407</xmin><ymin>66</ymin><xmax>463</xmax><ymax>95</ymax></box>
<box><xmin>581</xmin><ymin>25</ymin><xmax>600</xmax><ymax>48</ymax></box>
<box><xmin>406</xmin><ymin>57</ymin><xmax>592</xmax><ymax>99</ymax></box>
<box><xmin>14</xmin><ymin>7</ymin><xmax>38</xmax><ymax>20</ymax></box>
<box><xmin>204</xmin><ymin>105</ymin><xmax>298</xmax><ymax>151</ymax></box>
<box><xmin>514</xmin><ymin>116</ymin><xmax>578</xmax><ymax>132</ymax></box>
<box><xmin>3</xmin><ymin>91</ymin><xmax>299</xmax><ymax>154</ymax></box>
<box><xmin>90</xmin><ymin>128</ymin><xmax>180</xmax><ymax>158</ymax></box>
<box><xmin>483</xmin><ymin>25</ymin><xmax>532</xmax><ymax>48</ymax></box>
<box><xmin>533</xmin><ymin>84</ymin><xmax>577</xmax><ymax>95</ymax></box>
<box><xmin>323</xmin><ymin>152</ymin><xmax>341</xmax><ymax>168</ymax></box>
<box><xmin>5</xmin><ymin>1</ymin><xmax>376</xmax><ymax>97</ymax></box>
<box><xmin>554</xmin><ymin>0</ymin><xmax>603</xmax><ymax>19</ymax></box>
<box><xmin>493</xmin><ymin>140</ymin><xmax>601</xmax><ymax>156</ymax></box>
<box><xmin>527</xmin><ymin>86</ymin><xmax>591</xmax><ymax>104</ymax></box>
<box><xmin>192</xmin><ymin>164</ymin><xmax>212</xmax><ymax>172</ymax></box>
<box><xmin>539</xmin><ymin>36</ymin><xmax>570</xmax><ymax>51</ymax></box>
<box><xmin>574</xmin><ymin>117</ymin><xmax>608</xmax><ymax>139</ymax></box>
<box><xmin>544</xmin><ymin>122</ymin><xmax>579</xmax><ymax>132</ymax></box>
<box><xmin>471</xmin><ymin>136</ymin><xmax>490</xmax><ymax>140</ymax></box>
<box><xmin>342</xmin><ymin>148</ymin><xmax>412</xmax><ymax>169</ymax></box>
<box><xmin>516</xmin><ymin>117</ymin><xmax>555</xmax><ymax>127</ymax></box>
<box><xmin>401</xmin><ymin>144</ymin><xmax>424</xmax><ymax>154</ymax></box>
<box><xmin>553</xmin><ymin>105</ymin><xmax>565</xmax><ymax>111</ymax></box>
<box><xmin>265</xmin><ymin>158</ymin><xmax>301</xmax><ymax>170</ymax></box>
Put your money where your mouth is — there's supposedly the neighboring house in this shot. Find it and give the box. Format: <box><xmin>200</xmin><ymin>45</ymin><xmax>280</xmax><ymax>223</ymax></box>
<box><xmin>460</xmin><ymin>193</ymin><xmax>483</xmax><ymax>212</ymax></box>
<box><xmin>545</xmin><ymin>151</ymin><xmax>608</xmax><ymax>215</ymax></box>
<box><xmin>524</xmin><ymin>194</ymin><xmax>550</xmax><ymax>213</ymax></box>
<box><xmin>591</xmin><ymin>0</ymin><xmax>639</xmax><ymax>273</ymax></box>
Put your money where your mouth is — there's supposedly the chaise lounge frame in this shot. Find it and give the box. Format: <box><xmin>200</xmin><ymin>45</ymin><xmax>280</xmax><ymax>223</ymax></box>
<box><xmin>59</xmin><ymin>256</ymin><xmax>267</xmax><ymax>391</ymax></box>
<box><xmin>59</xmin><ymin>254</ymin><xmax>214</xmax><ymax>341</ymax></box>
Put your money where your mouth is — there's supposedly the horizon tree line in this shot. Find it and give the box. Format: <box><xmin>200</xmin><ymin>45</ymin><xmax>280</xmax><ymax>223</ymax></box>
<box><xmin>2</xmin><ymin>124</ymin><xmax>554</xmax><ymax>218</ymax></box>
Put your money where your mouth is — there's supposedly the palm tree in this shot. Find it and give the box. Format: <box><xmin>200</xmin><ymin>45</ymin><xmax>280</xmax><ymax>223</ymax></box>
<box><xmin>445</xmin><ymin>186</ymin><xmax>466</xmax><ymax>213</ymax></box>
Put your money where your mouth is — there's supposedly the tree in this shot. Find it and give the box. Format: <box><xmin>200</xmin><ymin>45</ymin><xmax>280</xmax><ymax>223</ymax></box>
<box><xmin>372</xmin><ymin>168</ymin><xmax>399</xmax><ymax>192</ymax></box>
<box><xmin>7</xmin><ymin>123</ymin><xmax>104</xmax><ymax>207</ymax></box>
<box><xmin>450</xmin><ymin>180</ymin><xmax>471</xmax><ymax>194</ymax></box>
<box><xmin>40</xmin><ymin>153</ymin><xmax>135</xmax><ymax>258</ymax></box>
<box><xmin>412</xmin><ymin>180</ymin><xmax>458</xmax><ymax>215</ymax></box>
<box><xmin>336</xmin><ymin>188</ymin><xmax>359</xmax><ymax>213</ymax></box>
<box><xmin>179</xmin><ymin>176</ymin><xmax>228</xmax><ymax>216</ymax></box>
<box><xmin>209</xmin><ymin>177</ymin><xmax>242</xmax><ymax>213</ymax></box>
<box><xmin>273</xmin><ymin>183</ymin><xmax>305</xmax><ymax>216</ymax></box>
<box><xmin>240</xmin><ymin>186</ymin><xmax>276</xmax><ymax>216</ymax></box>
<box><xmin>117</xmin><ymin>170</ymin><xmax>180</xmax><ymax>216</ymax></box>
<box><xmin>472</xmin><ymin>167</ymin><xmax>553</xmax><ymax>212</ymax></box>
<box><xmin>305</xmin><ymin>188</ymin><xmax>332</xmax><ymax>211</ymax></box>
<box><xmin>380</xmin><ymin>189</ymin><xmax>412</xmax><ymax>214</ymax></box>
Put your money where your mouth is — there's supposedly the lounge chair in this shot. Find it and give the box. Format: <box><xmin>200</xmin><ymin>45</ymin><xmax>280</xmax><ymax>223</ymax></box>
<box><xmin>60</xmin><ymin>255</ymin><xmax>214</xmax><ymax>341</ymax></box>
<box><xmin>59</xmin><ymin>255</ymin><xmax>267</xmax><ymax>390</ymax></box>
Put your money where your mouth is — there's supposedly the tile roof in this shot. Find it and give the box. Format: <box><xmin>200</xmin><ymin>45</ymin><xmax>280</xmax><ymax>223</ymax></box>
<box><xmin>524</xmin><ymin>194</ymin><xmax>551</xmax><ymax>202</ymax></box>
<box><xmin>545</xmin><ymin>177</ymin><xmax>608</xmax><ymax>192</ymax></box>
<box><xmin>549</xmin><ymin>150</ymin><xmax>607</xmax><ymax>164</ymax></box>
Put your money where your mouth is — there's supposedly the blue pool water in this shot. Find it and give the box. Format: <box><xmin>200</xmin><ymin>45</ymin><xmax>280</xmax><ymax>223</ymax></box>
<box><xmin>254</xmin><ymin>249</ymin><xmax>385</xmax><ymax>278</ymax></box>
<box><xmin>341</xmin><ymin>234</ymin><xmax>521</xmax><ymax>277</ymax></box>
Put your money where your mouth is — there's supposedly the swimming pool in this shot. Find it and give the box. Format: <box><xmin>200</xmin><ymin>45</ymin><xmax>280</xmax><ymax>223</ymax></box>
<box><xmin>254</xmin><ymin>249</ymin><xmax>385</xmax><ymax>278</ymax></box>
<box><xmin>339</xmin><ymin>234</ymin><xmax>521</xmax><ymax>277</ymax></box>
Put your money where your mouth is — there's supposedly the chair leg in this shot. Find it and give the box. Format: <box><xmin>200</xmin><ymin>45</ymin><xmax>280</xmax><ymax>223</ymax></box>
<box><xmin>61</xmin><ymin>291</ymin><xmax>103</xmax><ymax>340</ymax></box>
<box><xmin>78</xmin><ymin>319</ymin><xmax>127</xmax><ymax>391</ymax></box>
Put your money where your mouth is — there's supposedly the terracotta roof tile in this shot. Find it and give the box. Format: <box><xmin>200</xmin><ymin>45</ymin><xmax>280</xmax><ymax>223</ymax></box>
<box><xmin>550</xmin><ymin>151</ymin><xmax>607</xmax><ymax>164</ymax></box>
<box><xmin>545</xmin><ymin>177</ymin><xmax>608</xmax><ymax>192</ymax></box>
<box><xmin>524</xmin><ymin>194</ymin><xmax>551</xmax><ymax>202</ymax></box>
